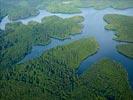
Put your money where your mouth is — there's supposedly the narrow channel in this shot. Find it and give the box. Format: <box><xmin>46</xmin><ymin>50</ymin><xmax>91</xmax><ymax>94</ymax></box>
<box><xmin>0</xmin><ymin>8</ymin><xmax>133</xmax><ymax>88</ymax></box>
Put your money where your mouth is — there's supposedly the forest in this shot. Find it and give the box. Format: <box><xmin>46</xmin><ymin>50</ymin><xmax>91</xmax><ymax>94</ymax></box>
<box><xmin>0</xmin><ymin>15</ymin><xmax>84</xmax><ymax>68</ymax></box>
<box><xmin>0</xmin><ymin>0</ymin><xmax>133</xmax><ymax>100</ymax></box>
<box><xmin>1</xmin><ymin>37</ymin><xmax>132</xmax><ymax>99</ymax></box>
<box><xmin>46</xmin><ymin>0</ymin><xmax>133</xmax><ymax>13</ymax></box>
<box><xmin>0</xmin><ymin>0</ymin><xmax>133</xmax><ymax>21</ymax></box>
<box><xmin>0</xmin><ymin>57</ymin><xmax>132</xmax><ymax>99</ymax></box>
<box><xmin>71</xmin><ymin>59</ymin><xmax>133</xmax><ymax>100</ymax></box>
<box><xmin>0</xmin><ymin>38</ymin><xmax>100</xmax><ymax>100</ymax></box>
<box><xmin>104</xmin><ymin>14</ymin><xmax>133</xmax><ymax>58</ymax></box>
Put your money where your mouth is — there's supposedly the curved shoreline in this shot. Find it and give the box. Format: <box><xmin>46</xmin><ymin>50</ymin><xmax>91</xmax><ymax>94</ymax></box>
<box><xmin>116</xmin><ymin>49</ymin><xmax>133</xmax><ymax>60</ymax></box>
<box><xmin>75</xmin><ymin>49</ymin><xmax>99</xmax><ymax>72</ymax></box>
<box><xmin>1</xmin><ymin>7</ymin><xmax>133</xmax><ymax>89</ymax></box>
<box><xmin>1</xmin><ymin>7</ymin><xmax>133</xmax><ymax>30</ymax></box>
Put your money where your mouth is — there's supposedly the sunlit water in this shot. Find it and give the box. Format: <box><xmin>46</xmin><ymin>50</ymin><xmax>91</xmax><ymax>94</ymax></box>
<box><xmin>0</xmin><ymin>8</ymin><xmax>133</xmax><ymax>88</ymax></box>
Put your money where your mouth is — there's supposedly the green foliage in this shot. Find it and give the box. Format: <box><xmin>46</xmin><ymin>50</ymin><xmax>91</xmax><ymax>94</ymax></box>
<box><xmin>0</xmin><ymin>80</ymin><xmax>53</xmax><ymax>100</ymax></box>
<box><xmin>0</xmin><ymin>1</ymin><xmax>133</xmax><ymax>100</ymax></box>
<box><xmin>104</xmin><ymin>14</ymin><xmax>133</xmax><ymax>58</ymax></box>
<box><xmin>104</xmin><ymin>14</ymin><xmax>133</xmax><ymax>42</ymax></box>
<box><xmin>71</xmin><ymin>59</ymin><xmax>133</xmax><ymax>100</ymax></box>
<box><xmin>76</xmin><ymin>0</ymin><xmax>133</xmax><ymax>9</ymax></box>
<box><xmin>0</xmin><ymin>0</ymin><xmax>133</xmax><ymax>21</ymax></box>
<box><xmin>43</xmin><ymin>37</ymin><xmax>99</xmax><ymax>69</ymax></box>
<box><xmin>46</xmin><ymin>2</ymin><xmax>81</xmax><ymax>14</ymax></box>
<box><xmin>66</xmin><ymin>16</ymin><xmax>84</xmax><ymax>23</ymax></box>
<box><xmin>0</xmin><ymin>0</ymin><xmax>39</xmax><ymax>20</ymax></box>
<box><xmin>41</xmin><ymin>15</ymin><xmax>84</xmax><ymax>39</ymax></box>
<box><xmin>46</xmin><ymin>0</ymin><xmax>133</xmax><ymax>13</ymax></box>
<box><xmin>0</xmin><ymin>37</ymin><xmax>99</xmax><ymax>100</ymax></box>
<box><xmin>116</xmin><ymin>43</ymin><xmax>133</xmax><ymax>58</ymax></box>
<box><xmin>0</xmin><ymin>22</ymin><xmax>50</xmax><ymax>68</ymax></box>
<box><xmin>0</xmin><ymin>16</ymin><xmax>84</xmax><ymax>68</ymax></box>
<box><xmin>1</xmin><ymin>58</ymin><xmax>132</xmax><ymax>100</ymax></box>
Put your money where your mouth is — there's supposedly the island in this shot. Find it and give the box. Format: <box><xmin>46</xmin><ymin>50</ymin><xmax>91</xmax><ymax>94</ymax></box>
<box><xmin>1</xmin><ymin>0</ymin><xmax>133</xmax><ymax>20</ymax></box>
<box><xmin>0</xmin><ymin>15</ymin><xmax>84</xmax><ymax>68</ymax></box>
<box><xmin>104</xmin><ymin>14</ymin><xmax>133</xmax><ymax>58</ymax></box>
<box><xmin>71</xmin><ymin>59</ymin><xmax>133</xmax><ymax>99</ymax></box>
<box><xmin>1</xmin><ymin>58</ymin><xmax>132</xmax><ymax>100</ymax></box>
<box><xmin>0</xmin><ymin>37</ymin><xmax>99</xmax><ymax>100</ymax></box>
<box><xmin>0</xmin><ymin>1</ymin><xmax>133</xmax><ymax>100</ymax></box>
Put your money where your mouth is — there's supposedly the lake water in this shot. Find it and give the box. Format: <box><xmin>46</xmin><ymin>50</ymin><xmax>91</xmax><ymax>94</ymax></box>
<box><xmin>0</xmin><ymin>8</ymin><xmax>133</xmax><ymax>88</ymax></box>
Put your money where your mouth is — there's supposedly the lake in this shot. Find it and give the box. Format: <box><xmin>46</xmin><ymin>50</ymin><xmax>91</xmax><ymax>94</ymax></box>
<box><xmin>0</xmin><ymin>7</ymin><xmax>133</xmax><ymax>88</ymax></box>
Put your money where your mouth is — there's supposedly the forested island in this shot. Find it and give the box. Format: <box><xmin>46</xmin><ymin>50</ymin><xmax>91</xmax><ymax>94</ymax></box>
<box><xmin>46</xmin><ymin>0</ymin><xmax>133</xmax><ymax>13</ymax></box>
<box><xmin>0</xmin><ymin>37</ymin><xmax>99</xmax><ymax>100</ymax></box>
<box><xmin>0</xmin><ymin>37</ymin><xmax>132</xmax><ymax>99</ymax></box>
<box><xmin>0</xmin><ymin>15</ymin><xmax>84</xmax><ymax>68</ymax></box>
<box><xmin>0</xmin><ymin>0</ymin><xmax>133</xmax><ymax>21</ymax></box>
<box><xmin>104</xmin><ymin>14</ymin><xmax>133</xmax><ymax>58</ymax></box>
<box><xmin>0</xmin><ymin>0</ymin><xmax>133</xmax><ymax>100</ymax></box>
<box><xmin>71</xmin><ymin>59</ymin><xmax>133</xmax><ymax>100</ymax></box>
<box><xmin>0</xmin><ymin>57</ymin><xmax>132</xmax><ymax>99</ymax></box>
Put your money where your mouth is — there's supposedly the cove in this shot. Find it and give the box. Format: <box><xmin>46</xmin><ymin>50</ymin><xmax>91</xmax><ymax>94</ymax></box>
<box><xmin>1</xmin><ymin>8</ymin><xmax>133</xmax><ymax>88</ymax></box>
<box><xmin>0</xmin><ymin>10</ymin><xmax>81</xmax><ymax>30</ymax></box>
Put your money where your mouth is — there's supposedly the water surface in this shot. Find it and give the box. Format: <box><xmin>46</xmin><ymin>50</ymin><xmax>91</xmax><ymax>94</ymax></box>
<box><xmin>1</xmin><ymin>8</ymin><xmax>133</xmax><ymax>88</ymax></box>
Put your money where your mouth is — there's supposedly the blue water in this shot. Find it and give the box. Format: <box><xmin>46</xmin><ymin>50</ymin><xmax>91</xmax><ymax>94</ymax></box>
<box><xmin>1</xmin><ymin>8</ymin><xmax>133</xmax><ymax>88</ymax></box>
<box><xmin>0</xmin><ymin>10</ymin><xmax>81</xmax><ymax>30</ymax></box>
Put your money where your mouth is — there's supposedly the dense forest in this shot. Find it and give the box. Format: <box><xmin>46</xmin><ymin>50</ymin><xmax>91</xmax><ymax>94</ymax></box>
<box><xmin>1</xmin><ymin>57</ymin><xmax>132</xmax><ymax>99</ymax></box>
<box><xmin>0</xmin><ymin>0</ymin><xmax>133</xmax><ymax>21</ymax></box>
<box><xmin>71</xmin><ymin>59</ymin><xmax>133</xmax><ymax>100</ymax></box>
<box><xmin>0</xmin><ymin>38</ymin><xmax>100</xmax><ymax>100</ymax></box>
<box><xmin>46</xmin><ymin>0</ymin><xmax>133</xmax><ymax>13</ymax></box>
<box><xmin>0</xmin><ymin>15</ymin><xmax>84</xmax><ymax>68</ymax></box>
<box><xmin>116</xmin><ymin>44</ymin><xmax>133</xmax><ymax>59</ymax></box>
<box><xmin>0</xmin><ymin>37</ymin><xmax>132</xmax><ymax>99</ymax></box>
<box><xmin>104</xmin><ymin>14</ymin><xmax>133</xmax><ymax>58</ymax></box>
<box><xmin>0</xmin><ymin>0</ymin><xmax>133</xmax><ymax>100</ymax></box>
